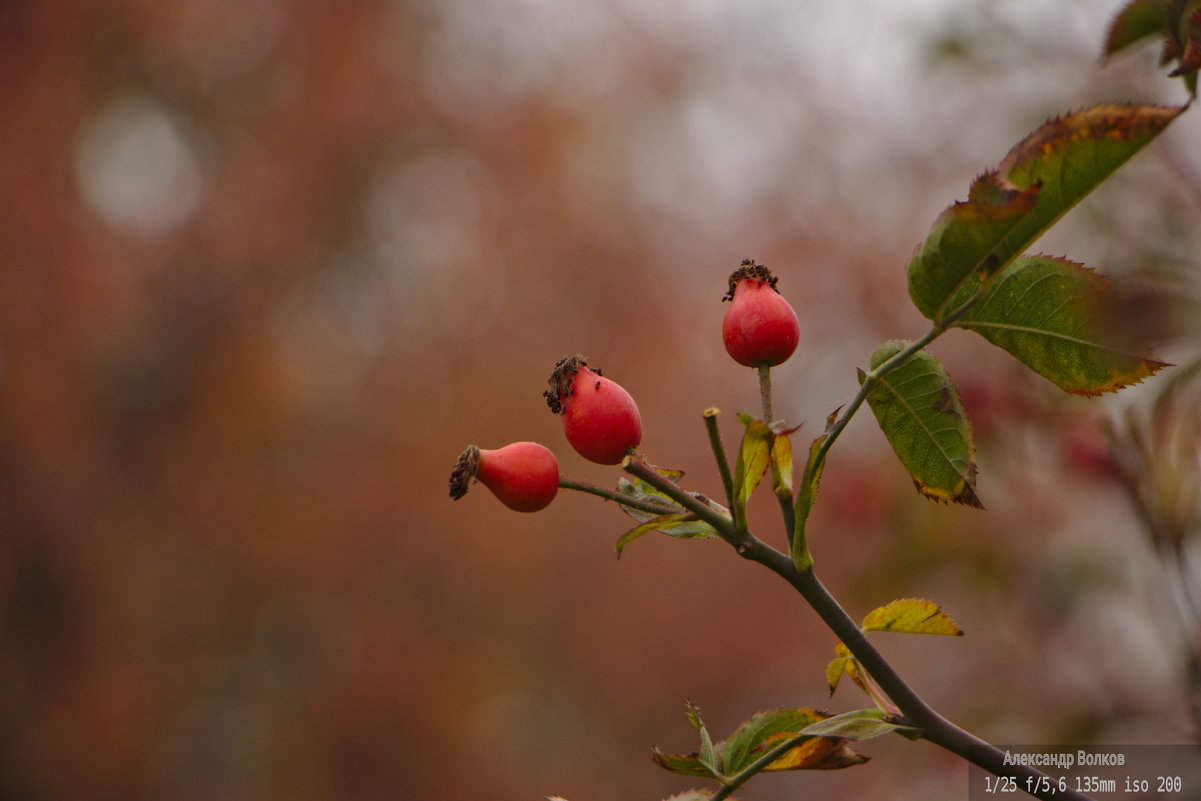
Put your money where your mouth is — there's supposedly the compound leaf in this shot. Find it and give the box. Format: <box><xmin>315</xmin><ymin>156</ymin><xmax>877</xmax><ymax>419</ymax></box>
<box><xmin>907</xmin><ymin>103</ymin><xmax>1185</xmax><ymax>321</ymax></box>
<box><xmin>953</xmin><ymin>255</ymin><xmax>1168</xmax><ymax>395</ymax></box>
<box><xmin>861</xmin><ymin>598</ymin><xmax>964</xmax><ymax>636</ymax></box>
<box><xmin>861</xmin><ymin>342</ymin><xmax>982</xmax><ymax>508</ymax></box>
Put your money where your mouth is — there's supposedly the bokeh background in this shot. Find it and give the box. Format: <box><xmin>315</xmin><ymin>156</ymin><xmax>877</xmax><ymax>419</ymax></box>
<box><xmin>2</xmin><ymin>1</ymin><xmax>1200</xmax><ymax>800</ymax></box>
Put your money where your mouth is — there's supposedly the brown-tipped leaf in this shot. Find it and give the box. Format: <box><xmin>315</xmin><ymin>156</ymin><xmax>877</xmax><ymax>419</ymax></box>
<box><xmin>752</xmin><ymin>732</ymin><xmax>870</xmax><ymax>771</ymax></box>
<box><xmin>652</xmin><ymin>707</ymin><xmax>868</xmax><ymax>779</ymax></box>
<box><xmin>906</xmin><ymin>172</ymin><xmax>1039</xmax><ymax>320</ymax></box>
<box><xmin>907</xmin><ymin>103</ymin><xmax>1185</xmax><ymax>320</ymax></box>
<box><xmin>954</xmin><ymin>255</ymin><xmax>1169</xmax><ymax>395</ymax></box>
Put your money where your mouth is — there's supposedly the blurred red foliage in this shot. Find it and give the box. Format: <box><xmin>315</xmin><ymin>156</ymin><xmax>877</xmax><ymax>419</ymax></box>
<box><xmin>0</xmin><ymin>2</ymin><xmax>1196</xmax><ymax>801</ymax></box>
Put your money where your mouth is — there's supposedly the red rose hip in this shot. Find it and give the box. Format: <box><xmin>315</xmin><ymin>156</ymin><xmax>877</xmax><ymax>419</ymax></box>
<box><xmin>721</xmin><ymin>259</ymin><xmax>800</xmax><ymax>368</ymax></box>
<box><xmin>544</xmin><ymin>355</ymin><xmax>642</xmax><ymax>465</ymax></box>
<box><xmin>449</xmin><ymin>442</ymin><xmax>559</xmax><ymax>512</ymax></box>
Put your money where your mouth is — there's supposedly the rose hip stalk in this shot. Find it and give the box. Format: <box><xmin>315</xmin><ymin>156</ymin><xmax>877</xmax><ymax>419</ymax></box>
<box><xmin>722</xmin><ymin>259</ymin><xmax>800</xmax><ymax>368</ymax></box>
<box><xmin>448</xmin><ymin>442</ymin><xmax>559</xmax><ymax>512</ymax></box>
<box><xmin>544</xmin><ymin>355</ymin><xmax>642</xmax><ymax>465</ymax></box>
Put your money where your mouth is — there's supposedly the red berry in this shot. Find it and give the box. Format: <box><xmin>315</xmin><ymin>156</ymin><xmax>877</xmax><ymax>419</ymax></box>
<box><xmin>449</xmin><ymin>442</ymin><xmax>559</xmax><ymax>512</ymax></box>
<box><xmin>721</xmin><ymin>259</ymin><xmax>800</xmax><ymax>368</ymax></box>
<box><xmin>544</xmin><ymin>355</ymin><xmax>642</xmax><ymax>465</ymax></box>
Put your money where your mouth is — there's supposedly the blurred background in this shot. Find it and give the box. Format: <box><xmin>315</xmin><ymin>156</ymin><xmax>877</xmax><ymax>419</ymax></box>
<box><xmin>2</xmin><ymin>1</ymin><xmax>1200</xmax><ymax>799</ymax></box>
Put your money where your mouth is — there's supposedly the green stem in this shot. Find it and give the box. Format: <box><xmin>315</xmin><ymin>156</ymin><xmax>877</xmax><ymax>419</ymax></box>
<box><xmin>617</xmin><ymin>459</ymin><xmax>1094</xmax><ymax>800</ymax></box>
<box><xmin>737</xmin><ymin>537</ymin><xmax>1094</xmax><ymax>801</ymax></box>
<box><xmin>813</xmin><ymin>287</ymin><xmax>983</xmax><ymax>473</ymax></box>
<box><xmin>703</xmin><ymin>408</ymin><xmax>736</xmax><ymax>511</ymax></box>
<box><xmin>710</xmin><ymin>731</ymin><xmax>809</xmax><ymax>801</ymax></box>
<box><xmin>792</xmin><ymin>288</ymin><xmax>984</xmax><ymax>556</ymax></box>
<box><xmin>758</xmin><ymin>365</ymin><xmax>773</xmax><ymax>423</ymax></box>
<box><xmin>557</xmin><ymin>476</ymin><xmax>679</xmax><ymax>517</ymax></box>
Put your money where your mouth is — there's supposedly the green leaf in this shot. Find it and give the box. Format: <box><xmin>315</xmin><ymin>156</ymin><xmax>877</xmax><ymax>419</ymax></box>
<box><xmin>651</xmin><ymin>703</ymin><xmax>726</xmax><ymax>781</ymax></box>
<box><xmin>615</xmin><ymin>513</ymin><xmax>711</xmax><ymax>558</ymax></box>
<box><xmin>906</xmin><ymin>172</ymin><xmax>1040</xmax><ymax>320</ymax></box>
<box><xmin>1104</xmin><ymin>0</ymin><xmax>1169</xmax><ymax>56</ymax></box>
<box><xmin>614</xmin><ymin>466</ymin><xmax>727</xmax><ymax>556</ymax></box>
<box><xmin>861</xmin><ymin>342</ymin><xmax>982</xmax><ymax>508</ymax></box>
<box><xmin>826</xmin><ymin>655</ymin><xmax>849</xmax><ymax>696</ymax></box>
<box><xmin>691</xmin><ymin>702</ymin><xmax>723</xmax><ymax>778</ymax></box>
<box><xmin>721</xmin><ymin>708</ymin><xmax>819</xmax><ymax>774</ymax></box>
<box><xmin>792</xmin><ymin>409</ymin><xmax>838</xmax><ymax>570</ymax></box>
<box><xmin>907</xmin><ymin>103</ymin><xmax>1185</xmax><ymax>320</ymax></box>
<box><xmin>953</xmin><ymin>255</ymin><xmax>1169</xmax><ymax>395</ymax></box>
<box><xmin>861</xmin><ymin>598</ymin><xmax>964</xmax><ymax>636</ymax></box>
<box><xmin>731</xmin><ymin>416</ymin><xmax>772</xmax><ymax>527</ymax></box>
<box><xmin>800</xmin><ymin>708</ymin><xmax>919</xmax><ymax>741</ymax></box>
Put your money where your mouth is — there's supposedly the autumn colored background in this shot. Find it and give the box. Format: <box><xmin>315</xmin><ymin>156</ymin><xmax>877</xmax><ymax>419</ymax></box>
<box><xmin>2</xmin><ymin>2</ymin><xmax>1200</xmax><ymax>800</ymax></box>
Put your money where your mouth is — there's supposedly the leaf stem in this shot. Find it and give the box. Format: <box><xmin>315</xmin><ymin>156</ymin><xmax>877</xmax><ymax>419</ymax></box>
<box><xmin>703</xmin><ymin>408</ymin><xmax>736</xmax><ymax>511</ymax></box>
<box><xmin>795</xmin><ymin>285</ymin><xmax>986</xmax><ymax>549</ymax></box>
<box><xmin>557</xmin><ymin>476</ymin><xmax>679</xmax><ymax>517</ymax></box>
<box><xmin>758</xmin><ymin>365</ymin><xmax>773</xmax><ymax>423</ymax></box>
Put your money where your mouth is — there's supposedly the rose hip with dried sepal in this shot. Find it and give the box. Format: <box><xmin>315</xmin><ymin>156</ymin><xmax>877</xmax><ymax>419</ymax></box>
<box><xmin>721</xmin><ymin>259</ymin><xmax>800</xmax><ymax>368</ymax></box>
<box><xmin>449</xmin><ymin>442</ymin><xmax>559</xmax><ymax>512</ymax></box>
<box><xmin>544</xmin><ymin>355</ymin><xmax>642</xmax><ymax>465</ymax></box>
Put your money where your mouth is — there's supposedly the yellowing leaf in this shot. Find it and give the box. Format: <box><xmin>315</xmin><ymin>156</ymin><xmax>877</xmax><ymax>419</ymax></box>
<box><xmin>827</xmin><ymin>641</ymin><xmax>870</xmax><ymax>697</ymax></box>
<box><xmin>770</xmin><ymin>430</ymin><xmax>794</xmax><ymax>498</ymax></box>
<box><xmin>753</xmin><ymin>731</ymin><xmax>869</xmax><ymax>771</ymax></box>
<box><xmin>861</xmin><ymin>598</ymin><xmax>964</xmax><ymax>636</ymax></box>
<box><xmin>732</xmin><ymin>417</ymin><xmax>772</xmax><ymax>528</ymax></box>
<box><xmin>826</xmin><ymin>655</ymin><xmax>849</xmax><ymax>695</ymax></box>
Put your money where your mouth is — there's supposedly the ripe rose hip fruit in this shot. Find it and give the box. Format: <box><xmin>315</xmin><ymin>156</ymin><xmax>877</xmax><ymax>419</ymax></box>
<box><xmin>721</xmin><ymin>259</ymin><xmax>800</xmax><ymax>368</ymax></box>
<box><xmin>448</xmin><ymin>442</ymin><xmax>559</xmax><ymax>512</ymax></box>
<box><xmin>544</xmin><ymin>355</ymin><xmax>642</xmax><ymax>465</ymax></box>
